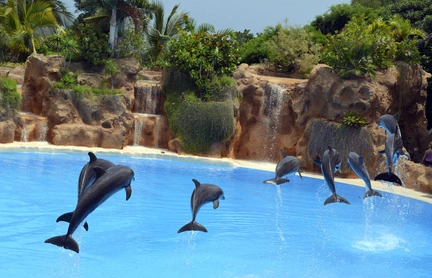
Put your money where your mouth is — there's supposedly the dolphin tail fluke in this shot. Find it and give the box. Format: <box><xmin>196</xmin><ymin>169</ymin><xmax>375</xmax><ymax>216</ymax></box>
<box><xmin>374</xmin><ymin>172</ymin><xmax>402</xmax><ymax>186</ymax></box>
<box><xmin>177</xmin><ymin>221</ymin><xmax>208</xmax><ymax>233</ymax></box>
<box><xmin>363</xmin><ymin>189</ymin><xmax>383</xmax><ymax>199</ymax></box>
<box><xmin>324</xmin><ymin>193</ymin><xmax>350</xmax><ymax>205</ymax></box>
<box><xmin>56</xmin><ymin>212</ymin><xmax>89</xmax><ymax>231</ymax></box>
<box><xmin>44</xmin><ymin>235</ymin><xmax>80</xmax><ymax>253</ymax></box>
<box><xmin>263</xmin><ymin>178</ymin><xmax>290</xmax><ymax>185</ymax></box>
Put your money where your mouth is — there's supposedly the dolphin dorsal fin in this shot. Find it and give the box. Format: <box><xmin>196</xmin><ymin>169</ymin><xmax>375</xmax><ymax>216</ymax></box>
<box><xmin>393</xmin><ymin>113</ymin><xmax>399</xmax><ymax>120</ymax></box>
<box><xmin>328</xmin><ymin>146</ymin><xmax>333</xmax><ymax>154</ymax></box>
<box><xmin>93</xmin><ymin>166</ymin><xmax>106</xmax><ymax>179</ymax></box>
<box><xmin>280</xmin><ymin>148</ymin><xmax>287</xmax><ymax>158</ymax></box>
<box><xmin>359</xmin><ymin>156</ymin><xmax>364</xmax><ymax>164</ymax></box>
<box><xmin>213</xmin><ymin>199</ymin><xmax>220</xmax><ymax>209</ymax></box>
<box><xmin>88</xmin><ymin>152</ymin><xmax>97</xmax><ymax>162</ymax></box>
<box><xmin>192</xmin><ymin>179</ymin><xmax>201</xmax><ymax>188</ymax></box>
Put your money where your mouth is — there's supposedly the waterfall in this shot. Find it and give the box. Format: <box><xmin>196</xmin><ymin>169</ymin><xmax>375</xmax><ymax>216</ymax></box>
<box><xmin>133</xmin><ymin>115</ymin><xmax>145</xmax><ymax>146</ymax></box>
<box><xmin>21</xmin><ymin>122</ymin><xmax>29</xmax><ymax>142</ymax></box>
<box><xmin>132</xmin><ymin>81</ymin><xmax>166</xmax><ymax>148</ymax></box>
<box><xmin>259</xmin><ymin>83</ymin><xmax>286</xmax><ymax>160</ymax></box>
<box><xmin>19</xmin><ymin>112</ymin><xmax>48</xmax><ymax>142</ymax></box>
<box><xmin>134</xmin><ymin>82</ymin><xmax>162</xmax><ymax>114</ymax></box>
<box><xmin>133</xmin><ymin>113</ymin><xmax>162</xmax><ymax>148</ymax></box>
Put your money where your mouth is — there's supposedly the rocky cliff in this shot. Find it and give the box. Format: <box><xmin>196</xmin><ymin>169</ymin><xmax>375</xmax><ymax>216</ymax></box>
<box><xmin>1</xmin><ymin>54</ymin><xmax>431</xmax><ymax>194</ymax></box>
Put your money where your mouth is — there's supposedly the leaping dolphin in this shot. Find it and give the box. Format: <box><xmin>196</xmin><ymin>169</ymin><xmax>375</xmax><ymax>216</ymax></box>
<box><xmin>56</xmin><ymin>152</ymin><xmax>115</xmax><ymax>231</ymax></box>
<box><xmin>374</xmin><ymin>126</ymin><xmax>403</xmax><ymax>185</ymax></box>
<box><xmin>347</xmin><ymin>152</ymin><xmax>382</xmax><ymax>199</ymax></box>
<box><xmin>45</xmin><ymin>165</ymin><xmax>134</xmax><ymax>253</ymax></box>
<box><xmin>178</xmin><ymin>179</ymin><xmax>225</xmax><ymax>233</ymax></box>
<box><xmin>263</xmin><ymin>149</ymin><xmax>302</xmax><ymax>185</ymax></box>
<box><xmin>314</xmin><ymin>146</ymin><xmax>350</xmax><ymax>205</ymax></box>
<box><xmin>378</xmin><ymin>113</ymin><xmax>400</xmax><ymax>136</ymax></box>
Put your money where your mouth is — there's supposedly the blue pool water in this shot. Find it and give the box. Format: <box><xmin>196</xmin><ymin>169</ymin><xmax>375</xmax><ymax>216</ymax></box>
<box><xmin>0</xmin><ymin>151</ymin><xmax>431</xmax><ymax>277</ymax></box>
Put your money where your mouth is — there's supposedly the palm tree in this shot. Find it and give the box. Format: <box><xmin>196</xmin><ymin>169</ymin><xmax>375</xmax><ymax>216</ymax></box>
<box><xmin>146</xmin><ymin>1</ymin><xmax>188</xmax><ymax>63</ymax></box>
<box><xmin>82</xmin><ymin>0</ymin><xmax>153</xmax><ymax>55</ymax></box>
<box><xmin>0</xmin><ymin>0</ymin><xmax>73</xmax><ymax>59</ymax></box>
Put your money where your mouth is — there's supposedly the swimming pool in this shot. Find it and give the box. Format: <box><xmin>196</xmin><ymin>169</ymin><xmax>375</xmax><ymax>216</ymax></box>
<box><xmin>0</xmin><ymin>151</ymin><xmax>431</xmax><ymax>277</ymax></box>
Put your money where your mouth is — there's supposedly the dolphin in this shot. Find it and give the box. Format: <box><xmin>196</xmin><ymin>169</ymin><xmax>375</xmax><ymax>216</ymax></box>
<box><xmin>377</xmin><ymin>113</ymin><xmax>400</xmax><ymax>136</ymax></box>
<box><xmin>178</xmin><ymin>179</ymin><xmax>225</xmax><ymax>233</ymax></box>
<box><xmin>347</xmin><ymin>152</ymin><xmax>382</xmax><ymax>199</ymax></box>
<box><xmin>56</xmin><ymin>152</ymin><xmax>115</xmax><ymax>231</ymax></box>
<box><xmin>314</xmin><ymin>146</ymin><xmax>350</xmax><ymax>205</ymax></box>
<box><xmin>45</xmin><ymin>165</ymin><xmax>134</xmax><ymax>253</ymax></box>
<box><xmin>374</xmin><ymin>126</ymin><xmax>403</xmax><ymax>186</ymax></box>
<box><xmin>263</xmin><ymin>149</ymin><xmax>302</xmax><ymax>185</ymax></box>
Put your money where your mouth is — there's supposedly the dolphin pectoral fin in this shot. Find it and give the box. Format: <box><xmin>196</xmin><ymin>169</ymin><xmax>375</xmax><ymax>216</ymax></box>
<box><xmin>125</xmin><ymin>185</ymin><xmax>132</xmax><ymax>201</ymax></box>
<box><xmin>263</xmin><ymin>178</ymin><xmax>277</xmax><ymax>184</ymax></box>
<box><xmin>56</xmin><ymin>212</ymin><xmax>73</xmax><ymax>223</ymax></box>
<box><xmin>363</xmin><ymin>190</ymin><xmax>383</xmax><ymax>199</ymax></box>
<box><xmin>324</xmin><ymin>193</ymin><xmax>350</xmax><ymax>205</ymax></box>
<box><xmin>44</xmin><ymin>235</ymin><xmax>80</xmax><ymax>253</ymax></box>
<box><xmin>276</xmin><ymin>178</ymin><xmax>290</xmax><ymax>185</ymax></box>
<box><xmin>177</xmin><ymin>221</ymin><xmax>208</xmax><ymax>233</ymax></box>
<box><xmin>298</xmin><ymin>171</ymin><xmax>303</xmax><ymax>179</ymax></box>
<box><xmin>213</xmin><ymin>199</ymin><xmax>219</xmax><ymax>209</ymax></box>
<box><xmin>374</xmin><ymin>172</ymin><xmax>402</xmax><ymax>186</ymax></box>
<box><xmin>56</xmin><ymin>212</ymin><xmax>89</xmax><ymax>231</ymax></box>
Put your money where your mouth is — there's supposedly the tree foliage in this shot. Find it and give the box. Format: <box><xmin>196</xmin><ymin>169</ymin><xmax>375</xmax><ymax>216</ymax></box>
<box><xmin>268</xmin><ymin>23</ymin><xmax>320</xmax><ymax>75</ymax></box>
<box><xmin>237</xmin><ymin>25</ymin><xmax>279</xmax><ymax>65</ymax></box>
<box><xmin>0</xmin><ymin>0</ymin><xmax>72</xmax><ymax>61</ymax></box>
<box><xmin>321</xmin><ymin>15</ymin><xmax>424</xmax><ymax>78</ymax></box>
<box><xmin>310</xmin><ymin>3</ymin><xmax>378</xmax><ymax>35</ymax></box>
<box><xmin>162</xmin><ymin>29</ymin><xmax>239</xmax><ymax>100</ymax></box>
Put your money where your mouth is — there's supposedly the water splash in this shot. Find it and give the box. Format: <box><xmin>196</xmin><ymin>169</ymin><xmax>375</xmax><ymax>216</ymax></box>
<box><xmin>353</xmin><ymin>233</ymin><xmax>407</xmax><ymax>253</ymax></box>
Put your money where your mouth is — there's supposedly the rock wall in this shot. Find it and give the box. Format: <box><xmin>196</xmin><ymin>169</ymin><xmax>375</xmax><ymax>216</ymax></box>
<box><xmin>226</xmin><ymin>63</ymin><xmax>432</xmax><ymax>193</ymax></box>
<box><xmin>2</xmin><ymin>55</ymin><xmax>432</xmax><ymax>194</ymax></box>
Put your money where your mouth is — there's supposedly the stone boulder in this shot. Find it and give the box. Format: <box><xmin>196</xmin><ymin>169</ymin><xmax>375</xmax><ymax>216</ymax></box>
<box><xmin>227</xmin><ymin>63</ymin><xmax>432</xmax><ymax>194</ymax></box>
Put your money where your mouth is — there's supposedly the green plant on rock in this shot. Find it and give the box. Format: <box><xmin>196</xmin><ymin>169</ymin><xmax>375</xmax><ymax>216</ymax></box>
<box><xmin>168</xmin><ymin>100</ymin><xmax>235</xmax><ymax>154</ymax></box>
<box><xmin>342</xmin><ymin>111</ymin><xmax>369</xmax><ymax>127</ymax></box>
<box><xmin>321</xmin><ymin>15</ymin><xmax>424</xmax><ymax>79</ymax></box>
<box><xmin>104</xmin><ymin>59</ymin><xmax>119</xmax><ymax>89</ymax></box>
<box><xmin>162</xmin><ymin>29</ymin><xmax>240</xmax><ymax>100</ymax></box>
<box><xmin>0</xmin><ymin>77</ymin><xmax>21</xmax><ymax>110</ymax></box>
<box><xmin>76</xmin><ymin>23</ymin><xmax>110</xmax><ymax>66</ymax></box>
<box><xmin>268</xmin><ymin>22</ymin><xmax>320</xmax><ymax>75</ymax></box>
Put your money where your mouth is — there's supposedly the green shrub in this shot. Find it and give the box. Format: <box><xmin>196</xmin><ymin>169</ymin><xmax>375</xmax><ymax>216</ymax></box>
<box><xmin>342</xmin><ymin>111</ymin><xmax>369</xmax><ymax>127</ymax></box>
<box><xmin>167</xmin><ymin>100</ymin><xmax>235</xmax><ymax>154</ymax></box>
<box><xmin>76</xmin><ymin>23</ymin><xmax>110</xmax><ymax>66</ymax></box>
<box><xmin>321</xmin><ymin>15</ymin><xmax>424</xmax><ymax>78</ymax></box>
<box><xmin>238</xmin><ymin>26</ymin><xmax>279</xmax><ymax>65</ymax></box>
<box><xmin>162</xmin><ymin>30</ymin><xmax>240</xmax><ymax>99</ymax></box>
<box><xmin>0</xmin><ymin>78</ymin><xmax>21</xmax><ymax>110</ymax></box>
<box><xmin>268</xmin><ymin>23</ymin><xmax>320</xmax><ymax>75</ymax></box>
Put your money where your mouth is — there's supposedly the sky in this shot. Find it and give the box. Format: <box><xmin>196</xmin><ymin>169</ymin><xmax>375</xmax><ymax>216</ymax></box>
<box><xmin>64</xmin><ymin>0</ymin><xmax>350</xmax><ymax>34</ymax></box>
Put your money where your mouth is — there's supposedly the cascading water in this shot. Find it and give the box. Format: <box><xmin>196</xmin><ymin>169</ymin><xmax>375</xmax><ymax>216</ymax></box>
<box><xmin>19</xmin><ymin>112</ymin><xmax>48</xmax><ymax>142</ymax></box>
<box><xmin>132</xmin><ymin>81</ymin><xmax>166</xmax><ymax>148</ymax></box>
<box><xmin>259</xmin><ymin>83</ymin><xmax>286</xmax><ymax>161</ymax></box>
